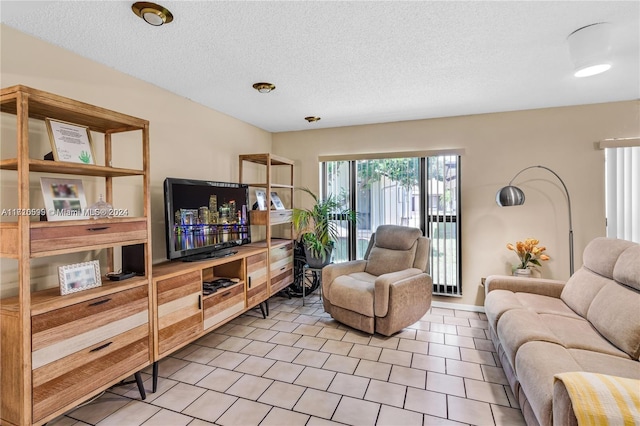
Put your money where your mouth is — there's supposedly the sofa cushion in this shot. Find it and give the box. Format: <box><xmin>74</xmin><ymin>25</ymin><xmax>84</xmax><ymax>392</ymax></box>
<box><xmin>497</xmin><ymin>310</ymin><xmax>562</xmax><ymax>369</ymax></box>
<box><xmin>560</xmin><ymin>269</ymin><xmax>609</xmax><ymax>318</ymax></box>
<box><xmin>560</xmin><ymin>237</ymin><xmax>637</xmax><ymax>317</ymax></box>
<box><xmin>515</xmin><ymin>341</ymin><xmax>582</xmax><ymax>426</ymax></box>
<box><xmin>329</xmin><ymin>272</ymin><xmax>376</xmax><ymax>317</ymax></box>
<box><xmin>373</xmin><ymin>225</ymin><xmax>422</xmax><ymax>251</ymax></box>
<box><xmin>540</xmin><ymin>313</ymin><xmax>630</xmax><ymax>358</ymax></box>
<box><xmin>613</xmin><ymin>245</ymin><xmax>640</xmax><ymax>291</ymax></box>
<box><xmin>568</xmin><ymin>349</ymin><xmax>640</xmax><ymax>379</ymax></box>
<box><xmin>587</xmin><ymin>281</ymin><xmax>640</xmax><ymax>360</ymax></box>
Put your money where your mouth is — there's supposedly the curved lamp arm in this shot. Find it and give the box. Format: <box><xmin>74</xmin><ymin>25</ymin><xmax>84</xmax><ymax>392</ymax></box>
<box><xmin>500</xmin><ymin>165</ymin><xmax>574</xmax><ymax>276</ymax></box>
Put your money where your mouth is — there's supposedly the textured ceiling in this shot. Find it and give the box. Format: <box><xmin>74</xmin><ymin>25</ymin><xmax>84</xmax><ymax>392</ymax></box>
<box><xmin>1</xmin><ymin>1</ymin><xmax>639</xmax><ymax>132</ymax></box>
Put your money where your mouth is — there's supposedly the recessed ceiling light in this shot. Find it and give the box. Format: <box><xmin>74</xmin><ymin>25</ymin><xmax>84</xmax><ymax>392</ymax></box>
<box><xmin>132</xmin><ymin>2</ymin><xmax>173</xmax><ymax>26</ymax></box>
<box><xmin>305</xmin><ymin>116</ymin><xmax>321</xmax><ymax>123</ymax></box>
<box><xmin>252</xmin><ymin>82</ymin><xmax>276</xmax><ymax>93</ymax></box>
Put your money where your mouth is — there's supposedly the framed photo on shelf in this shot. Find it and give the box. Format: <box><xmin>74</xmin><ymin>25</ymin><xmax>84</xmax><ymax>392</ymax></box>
<box><xmin>255</xmin><ymin>190</ymin><xmax>267</xmax><ymax>210</ymax></box>
<box><xmin>45</xmin><ymin>118</ymin><xmax>96</xmax><ymax>164</ymax></box>
<box><xmin>270</xmin><ymin>192</ymin><xmax>285</xmax><ymax>210</ymax></box>
<box><xmin>58</xmin><ymin>260</ymin><xmax>102</xmax><ymax>295</ymax></box>
<box><xmin>40</xmin><ymin>177</ymin><xmax>87</xmax><ymax>221</ymax></box>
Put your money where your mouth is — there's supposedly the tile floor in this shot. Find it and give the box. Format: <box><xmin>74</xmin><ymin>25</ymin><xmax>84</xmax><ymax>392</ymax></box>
<box><xmin>49</xmin><ymin>293</ymin><xmax>526</xmax><ymax>426</ymax></box>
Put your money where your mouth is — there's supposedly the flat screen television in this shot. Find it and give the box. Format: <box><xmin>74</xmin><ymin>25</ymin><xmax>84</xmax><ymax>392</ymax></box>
<box><xmin>164</xmin><ymin>177</ymin><xmax>251</xmax><ymax>261</ymax></box>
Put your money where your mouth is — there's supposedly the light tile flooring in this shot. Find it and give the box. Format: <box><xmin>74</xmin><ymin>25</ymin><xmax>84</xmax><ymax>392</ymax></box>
<box><xmin>50</xmin><ymin>294</ymin><xmax>526</xmax><ymax>426</ymax></box>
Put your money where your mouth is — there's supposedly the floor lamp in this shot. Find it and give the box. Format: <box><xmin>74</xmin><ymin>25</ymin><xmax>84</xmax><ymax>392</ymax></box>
<box><xmin>496</xmin><ymin>165</ymin><xmax>574</xmax><ymax>276</ymax></box>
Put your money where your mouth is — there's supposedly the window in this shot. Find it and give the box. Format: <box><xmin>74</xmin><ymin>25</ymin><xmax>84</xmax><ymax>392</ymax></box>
<box><xmin>322</xmin><ymin>152</ymin><xmax>462</xmax><ymax>296</ymax></box>
<box><xmin>605</xmin><ymin>145</ymin><xmax>640</xmax><ymax>243</ymax></box>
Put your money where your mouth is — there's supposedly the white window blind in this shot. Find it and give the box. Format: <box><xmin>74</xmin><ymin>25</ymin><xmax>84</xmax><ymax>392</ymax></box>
<box><xmin>605</xmin><ymin>145</ymin><xmax>640</xmax><ymax>243</ymax></box>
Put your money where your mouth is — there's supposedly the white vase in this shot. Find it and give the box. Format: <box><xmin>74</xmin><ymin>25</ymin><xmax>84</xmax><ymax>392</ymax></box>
<box><xmin>514</xmin><ymin>268</ymin><xmax>532</xmax><ymax>277</ymax></box>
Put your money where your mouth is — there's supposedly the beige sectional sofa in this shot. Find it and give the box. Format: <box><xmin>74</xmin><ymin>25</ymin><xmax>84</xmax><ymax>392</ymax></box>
<box><xmin>484</xmin><ymin>237</ymin><xmax>640</xmax><ymax>426</ymax></box>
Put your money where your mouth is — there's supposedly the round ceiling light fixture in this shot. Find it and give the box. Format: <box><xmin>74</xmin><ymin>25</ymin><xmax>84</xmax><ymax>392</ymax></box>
<box><xmin>567</xmin><ymin>22</ymin><xmax>612</xmax><ymax>78</ymax></box>
<box><xmin>305</xmin><ymin>116</ymin><xmax>321</xmax><ymax>123</ymax></box>
<box><xmin>132</xmin><ymin>2</ymin><xmax>174</xmax><ymax>26</ymax></box>
<box><xmin>252</xmin><ymin>82</ymin><xmax>276</xmax><ymax>93</ymax></box>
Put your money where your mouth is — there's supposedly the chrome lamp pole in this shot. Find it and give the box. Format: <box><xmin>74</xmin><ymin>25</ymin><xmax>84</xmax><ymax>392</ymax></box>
<box><xmin>496</xmin><ymin>165</ymin><xmax>574</xmax><ymax>276</ymax></box>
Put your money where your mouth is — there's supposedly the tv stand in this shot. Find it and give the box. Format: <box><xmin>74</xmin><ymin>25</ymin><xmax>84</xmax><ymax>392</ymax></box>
<box><xmin>182</xmin><ymin>248</ymin><xmax>237</xmax><ymax>262</ymax></box>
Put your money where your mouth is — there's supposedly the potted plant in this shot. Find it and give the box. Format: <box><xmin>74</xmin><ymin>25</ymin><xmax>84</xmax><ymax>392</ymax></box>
<box><xmin>506</xmin><ymin>238</ymin><xmax>550</xmax><ymax>276</ymax></box>
<box><xmin>292</xmin><ymin>188</ymin><xmax>357</xmax><ymax>268</ymax></box>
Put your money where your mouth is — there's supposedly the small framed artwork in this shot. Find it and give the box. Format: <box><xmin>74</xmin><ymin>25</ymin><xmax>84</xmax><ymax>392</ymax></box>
<box><xmin>270</xmin><ymin>192</ymin><xmax>285</xmax><ymax>210</ymax></box>
<box><xmin>45</xmin><ymin>118</ymin><xmax>96</xmax><ymax>164</ymax></box>
<box><xmin>255</xmin><ymin>190</ymin><xmax>267</xmax><ymax>210</ymax></box>
<box><xmin>40</xmin><ymin>177</ymin><xmax>87</xmax><ymax>221</ymax></box>
<box><xmin>58</xmin><ymin>260</ymin><xmax>102</xmax><ymax>295</ymax></box>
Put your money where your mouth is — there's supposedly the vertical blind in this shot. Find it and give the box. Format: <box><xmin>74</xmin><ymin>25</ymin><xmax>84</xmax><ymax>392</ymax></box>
<box><xmin>605</xmin><ymin>146</ymin><xmax>640</xmax><ymax>243</ymax></box>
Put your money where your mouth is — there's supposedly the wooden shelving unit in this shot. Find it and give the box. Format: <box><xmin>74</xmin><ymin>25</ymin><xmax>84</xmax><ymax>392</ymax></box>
<box><xmin>239</xmin><ymin>153</ymin><xmax>295</xmax><ymax>297</ymax></box>
<box><xmin>0</xmin><ymin>85</ymin><xmax>152</xmax><ymax>426</ymax></box>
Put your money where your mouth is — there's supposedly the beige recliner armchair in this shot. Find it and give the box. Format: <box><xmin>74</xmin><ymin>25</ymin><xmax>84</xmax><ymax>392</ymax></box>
<box><xmin>322</xmin><ymin>225</ymin><xmax>432</xmax><ymax>336</ymax></box>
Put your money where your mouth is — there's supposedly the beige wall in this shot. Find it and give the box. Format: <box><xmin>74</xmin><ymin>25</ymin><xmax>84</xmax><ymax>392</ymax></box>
<box><xmin>0</xmin><ymin>25</ymin><xmax>271</xmax><ymax>296</ymax></box>
<box><xmin>2</xmin><ymin>25</ymin><xmax>639</xmax><ymax>307</ymax></box>
<box><xmin>272</xmin><ymin>101</ymin><xmax>640</xmax><ymax>307</ymax></box>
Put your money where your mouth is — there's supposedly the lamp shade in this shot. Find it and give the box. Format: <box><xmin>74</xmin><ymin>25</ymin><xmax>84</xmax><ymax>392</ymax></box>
<box><xmin>496</xmin><ymin>185</ymin><xmax>525</xmax><ymax>206</ymax></box>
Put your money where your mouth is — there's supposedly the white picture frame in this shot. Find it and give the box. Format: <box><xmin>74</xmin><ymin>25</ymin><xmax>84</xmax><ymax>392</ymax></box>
<box><xmin>255</xmin><ymin>190</ymin><xmax>267</xmax><ymax>211</ymax></box>
<box><xmin>40</xmin><ymin>177</ymin><xmax>88</xmax><ymax>221</ymax></box>
<box><xmin>270</xmin><ymin>192</ymin><xmax>285</xmax><ymax>210</ymax></box>
<box><xmin>45</xmin><ymin>118</ymin><xmax>96</xmax><ymax>164</ymax></box>
<box><xmin>58</xmin><ymin>260</ymin><xmax>102</xmax><ymax>295</ymax></box>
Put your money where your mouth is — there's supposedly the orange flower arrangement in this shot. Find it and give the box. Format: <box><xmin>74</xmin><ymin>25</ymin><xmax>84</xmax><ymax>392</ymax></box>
<box><xmin>507</xmin><ymin>238</ymin><xmax>550</xmax><ymax>270</ymax></box>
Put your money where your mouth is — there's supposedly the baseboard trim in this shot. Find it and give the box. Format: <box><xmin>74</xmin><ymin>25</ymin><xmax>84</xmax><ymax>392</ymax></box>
<box><xmin>431</xmin><ymin>300</ymin><xmax>485</xmax><ymax>313</ymax></box>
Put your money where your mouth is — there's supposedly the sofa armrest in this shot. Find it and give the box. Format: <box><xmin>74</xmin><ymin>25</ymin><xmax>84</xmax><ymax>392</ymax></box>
<box><xmin>485</xmin><ymin>275</ymin><xmax>565</xmax><ymax>298</ymax></box>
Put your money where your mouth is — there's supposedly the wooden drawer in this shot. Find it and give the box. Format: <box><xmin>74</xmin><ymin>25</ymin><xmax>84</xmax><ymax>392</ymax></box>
<box><xmin>271</xmin><ymin>267</ymin><xmax>294</xmax><ymax>295</ymax></box>
<box><xmin>269</xmin><ymin>210</ymin><xmax>292</xmax><ymax>224</ymax></box>
<box><xmin>203</xmin><ymin>283</ymin><xmax>245</xmax><ymax>330</ymax></box>
<box><xmin>32</xmin><ymin>325</ymin><xmax>149</xmax><ymax>422</ymax></box>
<box><xmin>156</xmin><ymin>270</ymin><xmax>203</xmax><ymax>357</ymax></box>
<box><xmin>30</xmin><ymin>286</ymin><xmax>149</xmax><ymax>422</ymax></box>
<box><xmin>31</xmin><ymin>286</ymin><xmax>149</xmax><ymax>368</ymax></box>
<box><xmin>31</xmin><ymin>219</ymin><xmax>147</xmax><ymax>255</ymax></box>
<box><xmin>246</xmin><ymin>252</ymin><xmax>268</xmax><ymax>308</ymax></box>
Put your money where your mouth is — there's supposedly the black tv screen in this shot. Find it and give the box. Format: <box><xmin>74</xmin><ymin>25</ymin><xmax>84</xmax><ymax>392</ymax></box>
<box><xmin>164</xmin><ymin>178</ymin><xmax>250</xmax><ymax>261</ymax></box>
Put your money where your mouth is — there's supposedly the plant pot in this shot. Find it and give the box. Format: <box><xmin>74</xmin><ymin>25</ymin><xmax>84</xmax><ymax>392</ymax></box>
<box><xmin>304</xmin><ymin>243</ymin><xmax>333</xmax><ymax>268</ymax></box>
<box><xmin>513</xmin><ymin>268</ymin><xmax>532</xmax><ymax>277</ymax></box>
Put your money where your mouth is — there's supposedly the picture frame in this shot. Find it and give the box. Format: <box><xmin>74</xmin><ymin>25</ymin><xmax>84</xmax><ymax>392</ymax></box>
<box><xmin>45</xmin><ymin>118</ymin><xmax>96</xmax><ymax>164</ymax></box>
<box><xmin>58</xmin><ymin>260</ymin><xmax>102</xmax><ymax>295</ymax></box>
<box><xmin>270</xmin><ymin>192</ymin><xmax>285</xmax><ymax>210</ymax></box>
<box><xmin>255</xmin><ymin>190</ymin><xmax>267</xmax><ymax>210</ymax></box>
<box><xmin>40</xmin><ymin>177</ymin><xmax>87</xmax><ymax>221</ymax></box>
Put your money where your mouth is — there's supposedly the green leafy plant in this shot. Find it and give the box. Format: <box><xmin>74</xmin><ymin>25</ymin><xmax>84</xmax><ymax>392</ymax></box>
<box><xmin>292</xmin><ymin>187</ymin><xmax>357</xmax><ymax>262</ymax></box>
<box><xmin>78</xmin><ymin>150</ymin><xmax>91</xmax><ymax>164</ymax></box>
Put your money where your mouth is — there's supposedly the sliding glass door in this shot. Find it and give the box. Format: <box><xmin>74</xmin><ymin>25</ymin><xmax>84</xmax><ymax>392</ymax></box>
<box><xmin>322</xmin><ymin>153</ymin><xmax>461</xmax><ymax>296</ymax></box>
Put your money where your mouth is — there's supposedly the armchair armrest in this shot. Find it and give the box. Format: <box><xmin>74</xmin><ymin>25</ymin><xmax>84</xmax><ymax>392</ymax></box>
<box><xmin>485</xmin><ymin>275</ymin><xmax>565</xmax><ymax>298</ymax></box>
<box><xmin>322</xmin><ymin>260</ymin><xmax>367</xmax><ymax>300</ymax></box>
<box><xmin>374</xmin><ymin>268</ymin><xmax>427</xmax><ymax>317</ymax></box>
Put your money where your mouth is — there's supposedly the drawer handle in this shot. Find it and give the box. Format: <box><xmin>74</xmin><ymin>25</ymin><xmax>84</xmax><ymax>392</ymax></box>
<box><xmin>248</xmin><ymin>276</ymin><xmax>252</xmax><ymax>288</ymax></box>
<box><xmin>87</xmin><ymin>226</ymin><xmax>110</xmax><ymax>232</ymax></box>
<box><xmin>88</xmin><ymin>298</ymin><xmax>112</xmax><ymax>307</ymax></box>
<box><xmin>198</xmin><ymin>295</ymin><xmax>202</xmax><ymax>310</ymax></box>
<box><xmin>90</xmin><ymin>342</ymin><xmax>113</xmax><ymax>353</ymax></box>
<box><xmin>221</xmin><ymin>291</ymin><xmax>231</xmax><ymax>297</ymax></box>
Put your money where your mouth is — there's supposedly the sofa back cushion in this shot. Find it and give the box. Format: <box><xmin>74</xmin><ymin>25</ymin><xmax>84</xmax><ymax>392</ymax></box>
<box><xmin>561</xmin><ymin>238</ymin><xmax>637</xmax><ymax>317</ymax></box>
<box><xmin>561</xmin><ymin>238</ymin><xmax>640</xmax><ymax>360</ymax></box>
<box><xmin>587</xmin><ymin>282</ymin><xmax>640</xmax><ymax>360</ymax></box>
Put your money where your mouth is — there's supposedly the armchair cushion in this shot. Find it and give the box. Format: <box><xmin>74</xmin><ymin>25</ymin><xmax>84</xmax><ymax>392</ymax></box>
<box><xmin>330</xmin><ymin>272</ymin><xmax>376</xmax><ymax>317</ymax></box>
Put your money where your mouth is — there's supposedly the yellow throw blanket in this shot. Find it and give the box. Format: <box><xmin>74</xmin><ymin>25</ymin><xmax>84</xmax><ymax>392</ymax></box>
<box><xmin>554</xmin><ymin>372</ymin><xmax>640</xmax><ymax>426</ymax></box>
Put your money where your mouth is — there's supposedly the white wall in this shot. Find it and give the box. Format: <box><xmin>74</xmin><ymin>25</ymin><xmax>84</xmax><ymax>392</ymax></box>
<box><xmin>272</xmin><ymin>101</ymin><xmax>640</xmax><ymax>307</ymax></box>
